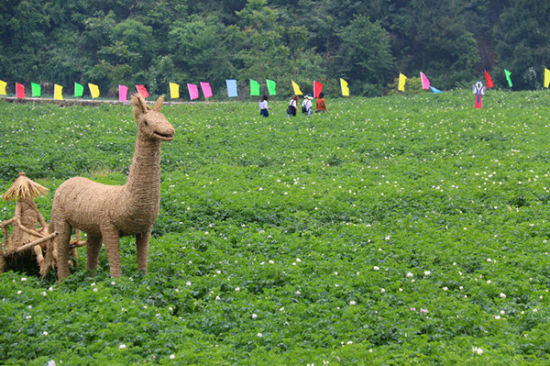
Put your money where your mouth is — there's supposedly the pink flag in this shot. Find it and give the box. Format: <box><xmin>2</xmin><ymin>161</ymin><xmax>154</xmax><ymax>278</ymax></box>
<box><xmin>136</xmin><ymin>84</ymin><xmax>149</xmax><ymax>98</ymax></box>
<box><xmin>420</xmin><ymin>72</ymin><xmax>430</xmax><ymax>90</ymax></box>
<box><xmin>119</xmin><ymin>85</ymin><xmax>128</xmax><ymax>102</ymax></box>
<box><xmin>200</xmin><ymin>82</ymin><xmax>213</xmax><ymax>98</ymax></box>
<box><xmin>16</xmin><ymin>83</ymin><xmax>25</xmax><ymax>99</ymax></box>
<box><xmin>313</xmin><ymin>80</ymin><xmax>323</xmax><ymax>98</ymax></box>
<box><xmin>187</xmin><ymin>83</ymin><xmax>199</xmax><ymax>100</ymax></box>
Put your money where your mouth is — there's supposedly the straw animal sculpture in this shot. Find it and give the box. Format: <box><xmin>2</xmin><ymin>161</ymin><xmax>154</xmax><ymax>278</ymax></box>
<box><xmin>0</xmin><ymin>172</ymin><xmax>53</xmax><ymax>276</ymax></box>
<box><xmin>49</xmin><ymin>94</ymin><xmax>174</xmax><ymax>281</ymax></box>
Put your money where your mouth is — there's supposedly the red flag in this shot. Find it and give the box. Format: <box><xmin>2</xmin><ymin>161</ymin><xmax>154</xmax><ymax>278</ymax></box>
<box><xmin>136</xmin><ymin>84</ymin><xmax>149</xmax><ymax>98</ymax></box>
<box><xmin>313</xmin><ymin>80</ymin><xmax>323</xmax><ymax>98</ymax></box>
<box><xmin>16</xmin><ymin>83</ymin><xmax>25</xmax><ymax>99</ymax></box>
<box><xmin>484</xmin><ymin>70</ymin><xmax>494</xmax><ymax>88</ymax></box>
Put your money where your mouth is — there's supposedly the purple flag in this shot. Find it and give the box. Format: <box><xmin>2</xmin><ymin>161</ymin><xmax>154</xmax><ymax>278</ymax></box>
<box><xmin>188</xmin><ymin>83</ymin><xmax>199</xmax><ymax>100</ymax></box>
<box><xmin>119</xmin><ymin>85</ymin><xmax>128</xmax><ymax>102</ymax></box>
<box><xmin>420</xmin><ymin>72</ymin><xmax>430</xmax><ymax>90</ymax></box>
<box><xmin>200</xmin><ymin>82</ymin><xmax>213</xmax><ymax>98</ymax></box>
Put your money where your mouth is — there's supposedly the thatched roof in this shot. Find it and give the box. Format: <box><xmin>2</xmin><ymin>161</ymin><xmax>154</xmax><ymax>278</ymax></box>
<box><xmin>2</xmin><ymin>172</ymin><xmax>49</xmax><ymax>201</ymax></box>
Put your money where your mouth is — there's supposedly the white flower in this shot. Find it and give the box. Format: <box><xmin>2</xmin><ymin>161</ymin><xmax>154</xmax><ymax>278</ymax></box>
<box><xmin>119</xmin><ymin>344</ymin><xmax>127</xmax><ymax>350</ymax></box>
<box><xmin>406</xmin><ymin>272</ymin><xmax>413</xmax><ymax>277</ymax></box>
<box><xmin>21</xmin><ymin>277</ymin><xmax>27</xmax><ymax>281</ymax></box>
<box><xmin>500</xmin><ymin>310</ymin><xmax>505</xmax><ymax>315</ymax></box>
<box><xmin>373</xmin><ymin>266</ymin><xmax>380</xmax><ymax>271</ymax></box>
<box><xmin>257</xmin><ymin>332</ymin><xmax>263</xmax><ymax>338</ymax></box>
<box><xmin>252</xmin><ymin>313</ymin><xmax>258</xmax><ymax>319</ymax></box>
<box><xmin>48</xmin><ymin>361</ymin><xmax>56</xmax><ymax>366</ymax></box>
<box><xmin>349</xmin><ymin>300</ymin><xmax>356</xmax><ymax>305</ymax></box>
<box><xmin>495</xmin><ymin>315</ymin><xmax>501</xmax><ymax>320</ymax></box>
<box><xmin>235</xmin><ymin>287</ymin><xmax>240</xmax><ymax>291</ymax></box>
<box><xmin>296</xmin><ymin>258</ymin><xmax>301</xmax><ymax>263</ymax></box>
<box><xmin>43</xmin><ymin>331</ymin><xmax>48</xmax><ymax>336</ymax></box>
<box><xmin>424</xmin><ymin>270</ymin><xmax>431</xmax><ymax>276</ymax></box>
<box><xmin>169</xmin><ymin>354</ymin><xmax>176</xmax><ymax>359</ymax></box>
<box><xmin>533</xmin><ymin>308</ymin><xmax>538</xmax><ymax>313</ymax></box>
<box><xmin>380</xmin><ymin>288</ymin><xmax>385</xmax><ymax>293</ymax></box>
<box><xmin>472</xmin><ymin>346</ymin><xmax>483</xmax><ymax>355</ymax></box>
<box><xmin>443</xmin><ymin>287</ymin><xmax>448</xmax><ymax>291</ymax></box>
<box><xmin>186</xmin><ymin>281</ymin><xmax>191</xmax><ymax>286</ymax></box>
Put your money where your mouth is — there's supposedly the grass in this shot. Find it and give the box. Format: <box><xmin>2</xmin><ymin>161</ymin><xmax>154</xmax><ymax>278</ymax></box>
<box><xmin>0</xmin><ymin>90</ymin><xmax>549</xmax><ymax>364</ymax></box>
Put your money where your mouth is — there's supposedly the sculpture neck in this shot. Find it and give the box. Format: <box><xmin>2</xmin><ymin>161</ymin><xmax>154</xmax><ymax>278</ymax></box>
<box><xmin>125</xmin><ymin>132</ymin><xmax>161</xmax><ymax>197</ymax></box>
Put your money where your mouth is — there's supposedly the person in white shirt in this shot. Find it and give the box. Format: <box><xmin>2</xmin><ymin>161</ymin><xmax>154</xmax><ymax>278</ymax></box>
<box><xmin>287</xmin><ymin>95</ymin><xmax>298</xmax><ymax>116</ymax></box>
<box><xmin>302</xmin><ymin>94</ymin><xmax>313</xmax><ymax>115</ymax></box>
<box><xmin>259</xmin><ymin>95</ymin><xmax>270</xmax><ymax>117</ymax></box>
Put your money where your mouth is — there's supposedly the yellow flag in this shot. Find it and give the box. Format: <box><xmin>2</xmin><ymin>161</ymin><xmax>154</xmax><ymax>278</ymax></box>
<box><xmin>544</xmin><ymin>68</ymin><xmax>550</xmax><ymax>88</ymax></box>
<box><xmin>54</xmin><ymin>84</ymin><xmax>63</xmax><ymax>100</ymax></box>
<box><xmin>88</xmin><ymin>83</ymin><xmax>100</xmax><ymax>98</ymax></box>
<box><xmin>0</xmin><ymin>80</ymin><xmax>6</xmax><ymax>95</ymax></box>
<box><xmin>398</xmin><ymin>73</ymin><xmax>407</xmax><ymax>92</ymax></box>
<box><xmin>291</xmin><ymin>80</ymin><xmax>303</xmax><ymax>95</ymax></box>
<box><xmin>340</xmin><ymin>78</ymin><xmax>349</xmax><ymax>96</ymax></box>
<box><xmin>169</xmin><ymin>82</ymin><xmax>180</xmax><ymax>99</ymax></box>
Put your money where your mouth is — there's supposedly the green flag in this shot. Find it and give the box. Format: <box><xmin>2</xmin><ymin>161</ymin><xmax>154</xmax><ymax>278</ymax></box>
<box><xmin>31</xmin><ymin>83</ymin><xmax>41</xmax><ymax>97</ymax></box>
<box><xmin>74</xmin><ymin>82</ymin><xmax>84</xmax><ymax>97</ymax></box>
<box><xmin>266</xmin><ymin>79</ymin><xmax>276</xmax><ymax>96</ymax></box>
<box><xmin>504</xmin><ymin>69</ymin><xmax>513</xmax><ymax>88</ymax></box>
<box><xmin>250</xmin><ymin>79</ymin><xmax>260</xmax><ymax>96</ymax></box>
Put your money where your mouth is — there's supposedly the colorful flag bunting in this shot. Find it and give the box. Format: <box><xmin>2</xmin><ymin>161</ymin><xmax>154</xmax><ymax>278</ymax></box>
<box><xmin>88</xmin><ymin>83</ymin><xmax>100</xmax><ymax>98</ymax></box>
<box><xmin>54</xmin><ymin>84</ymin><xmax>63</xmax><ymax>100</ymax></box>
<box><xmin>430</xmin><ymin>86</ymin><xmax>443</xmax><ymax>94</ymax></box>
<box><xmin>484</xmin><ymin>70</ymin><xmax>494</xmax><ymax>88</ymax></box>
<box><xmin>504</xmin><ymin>69</ymin><xmax>513</xmax><ymax>88</ymax></box>
<box><xmin>188</xmin><ymin>83</ymin><xmax>199</xmax><ymax>100</ymax></box>
<box><xmin>136</xmin><ymin>84</ymin><xmax>149</xmax><ymax>98</ymax></box>
<box><xmin>200</xmin><ymin>82</ymin><xmax>213</xmax><ymax>98</ymax></box>
<box><xmin>16</xmin><ymin>83</ymin><xmax>25</xmax><ymax>99</ymax></box>
<box><xmin>74</xmin><ymin>82</ymin><xmax>84</xmax><ymax>97</ymax></box>
<box><xmin>420</xmin><ymin>72</ymin><xmax>430</xmax><ymax>90</ymax></box>
<box><xmin>169</xmin><ymin>82</ymin><xmax>180</xmax><ymax>99</ymax></box>
<box><xmin>119</xmin><ymin>85</ymin><xmax>128</xmax><ymax>102</ymax></box>
<box><xmin>226</xmin><ymin>79</ymin><xmax>238</xmax><ymax>97</ymax></box>
<box><xmin>291</xmin><ymin>80</ymin><xmax>303</xmax><ymax>96</ymax></box>
<box><xmin>544</xmin><ymin>68</ymin><xmax>550</xmax><ymax>89</ymax></box>
<box><xmin>266</xmin><ymin>79</ymin><xmax>276</xmax><ymax>96</ymax></box>
<box><xmin>31</xmin><ymin>83</ymin><xmax>41</xmax><ymax>97</ymax></box>
<box><xmin>313</xmin><ymin>80</ymin><xmax>323</xmax><ymax>98</ymax></box>
<box><xmin>340</xmin><ymin>78</ymin><xmax>349</xmax><ymax>96</ymax></box>
<box><xmin>0</xmin><ymin>80</ymin><xmax>6</xmax><ymax>95</ymax></box>
<box><xmin>250</xmin><ymin>79</ymin><xmax>260</xmax><ymax>96</ymax></box>
<box><xmin>398</xmin><ymin>73</ymin><xmax>407</xmax><ymax>92</ymax></box>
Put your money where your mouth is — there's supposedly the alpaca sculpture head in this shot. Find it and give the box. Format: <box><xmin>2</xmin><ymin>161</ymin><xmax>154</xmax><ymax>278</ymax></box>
<box><xmin>131</xmin><ymin>93</ymin><xmax>175</xmax><ymax>141</ymax></box>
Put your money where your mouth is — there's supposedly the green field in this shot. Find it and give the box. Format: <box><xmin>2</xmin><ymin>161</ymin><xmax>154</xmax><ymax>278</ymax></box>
<box><xmin>0</xmin><ymin>91</ymin><xmax>549</xmax><ymax>364</ymax></box>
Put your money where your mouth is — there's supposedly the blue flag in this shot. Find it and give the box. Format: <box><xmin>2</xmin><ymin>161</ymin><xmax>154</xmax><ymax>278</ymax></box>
<box><xmin>430</xmin><ymin>86</ymin><xmax>443</xmax><ymax>94</ymax></box>
<box><xmin>226</xmin><ymin>79</ymin><xmax>238</xmax><ymax>97</ymax></box>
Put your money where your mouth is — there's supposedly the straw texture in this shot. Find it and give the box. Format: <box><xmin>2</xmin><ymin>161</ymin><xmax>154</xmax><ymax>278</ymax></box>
<box><xmin>51</xmin><ymin>94</ymin><xmax>174</xmax><ymax>281</ymax></box>
<box><xmin>1</xmin><ymin>173</ymin><xmax>51</xmax><ymax>275</ymax></box>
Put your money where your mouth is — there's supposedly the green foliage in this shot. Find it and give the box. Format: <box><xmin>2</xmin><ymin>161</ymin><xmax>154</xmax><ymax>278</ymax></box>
<box><xmin>2</xmin><ymin>1</ymin><xmax>550</xmax><ymax>96</ymax></box>
<box><xmin>1</xmin><ymin>91</ymin><xmax>550</xmax><ymax>364</ymax></box>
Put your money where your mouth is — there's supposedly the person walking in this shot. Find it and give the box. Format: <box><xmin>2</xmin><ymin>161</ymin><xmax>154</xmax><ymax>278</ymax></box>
<box><xmin>287</xmin><ymin>95</ymin><xmax>298</xmax><ymax>117</ymax></box>
<box><xmin>316</xmin><ymin>92</ymin><xmax>328</xmax><ymax>112</ymax></box>
<box><xmin>302</xmin><ymin>94</ymin><xmax>313</xmax><ymax>115</ymax></box>
<box><xmin>259</xmin><ymin>95</ymin><xmax>270</xmax><ymax>117</ymax></box>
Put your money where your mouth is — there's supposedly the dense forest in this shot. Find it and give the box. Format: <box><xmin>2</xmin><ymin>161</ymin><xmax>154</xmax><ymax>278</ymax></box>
<box><xmin>1</xmin><ymin>0</ymin><xmax>550</xmax><ymax>97</ymax></box>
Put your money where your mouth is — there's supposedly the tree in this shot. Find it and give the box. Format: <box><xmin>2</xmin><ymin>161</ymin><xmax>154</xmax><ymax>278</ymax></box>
<box><xmin>336</xmin><ymin>16</ymin><xmax>395</xmax><ymax>96</ymax></box>
<box><xmin>493</xmin><ymin>0</ymin><xmax>550</xmax><ymax>89</ymax></box>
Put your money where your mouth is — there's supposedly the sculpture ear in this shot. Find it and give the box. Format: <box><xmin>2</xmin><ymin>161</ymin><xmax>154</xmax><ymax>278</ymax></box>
<box><xmin>131</xmin><ymin>93</ymin><xmax>148</xmax><ymax>120</ymax></box>
<box><xmin>153</xmin><ymin>95</ymin><xmax>165</xmax><ymax>112</ymax></box>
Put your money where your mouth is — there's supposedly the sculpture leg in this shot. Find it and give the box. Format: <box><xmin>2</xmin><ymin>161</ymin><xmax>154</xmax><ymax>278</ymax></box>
<box><xmin>56</xmin><ymin>221</ymin><xmax>72</xmax><ymax>281</ymax></box>
<box><xmin>136</xmin><ymin>229</ymin><xmax>151</xmax><ymax>273</ymax></box>
<box><xmin>101</xmin><ymin>224</ymin><xmax>121</xmax><ymax>278</ymax></box>
<box><xmin>34</xmin><ymin>245</ymin><xmax>44</xmax><ymax>267</ymax></box>
<box><xmin>85</xmin><ymin>234</ymin><xmax>102</xmax><ymax>275</ymax></box>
